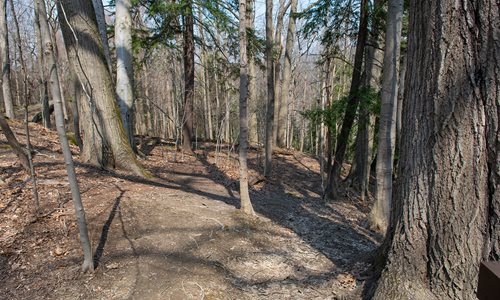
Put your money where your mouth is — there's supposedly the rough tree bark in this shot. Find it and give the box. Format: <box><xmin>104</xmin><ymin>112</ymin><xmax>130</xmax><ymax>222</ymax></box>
<box><xmin>182</xmin><ymin>0</ymin><xmax>195</xmax><ymax>151</ymax></box>
<box><xmin>372</xmin><ymin>0</ymin><xmax>499</xmax><ymax>298</ymax></box>
<box><xmin>263</xmin><ymin>0</ymin><xmax>275</xmax><ymax>177</ymax></box>
<box><xmin>238</xmin><ymin>0</ymin><xmax>255</xmax><ymax>216</ymax></box>
<box><xmin>37</xmin><ymin>0</ymin><xmax>94</xmax><ymax>272</ymax></box>
<box><xmin>369</xmin><ymin>0</ymin><xmax>403</xmax><ymax>232</ymax></box>
<box><xmin>57</xmin><ymin>0</ymin><xmax>148</xmax><ymax>177</ymax></box>
<box><xmin>115</xmin><ymin>0</ymin><xmax>135</xmax><ymax>147</ymax></box>
<box><xmin>324</xmin><ymin>0</ymin><xmax>369</xmax><ymax>200</ymax></box>
<box><xmin>278</xmin><ymin>0</ymin><xmax>298</xmax><ymax>148</ymax></box>
<box><xmin>0</xmin><ymin>0</ymin><xmax>13</xmax><ymax>119</ymax></box>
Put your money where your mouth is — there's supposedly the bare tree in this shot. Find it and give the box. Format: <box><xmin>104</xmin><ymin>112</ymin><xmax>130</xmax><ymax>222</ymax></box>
<box><xmin>115</xmin><ymin>0</ymin><xmax>135</xmax><ymax>147</ymax></box>
<box><xmin>182</xmin><ymin>0</ymin><xmax>195</xmax><ymax>152</ymax></box>
<box><xmin>368</xmin><ymin>0</ymin><xmax>403</xmax><ymax>231</ymax></box>
<box><xmin>238</xmin><ymin>0</ymin><xmax>255</xmax><ymax>216</ymax></box>
<box><xmin>263</xmin><ymin>0</ymin><xmax>275</xmax><ymax>177</ymax></box>
<box><xmin>36</xmin><ymin>0</ymin><xmax>93</xmax><ymax>272</ymax></box>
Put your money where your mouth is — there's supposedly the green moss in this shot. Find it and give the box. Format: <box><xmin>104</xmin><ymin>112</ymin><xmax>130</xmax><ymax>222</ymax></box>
<box><xmin>66</xmin><ymin>132</ymin><xmax>78</xmax><ymax>146</ymax></box>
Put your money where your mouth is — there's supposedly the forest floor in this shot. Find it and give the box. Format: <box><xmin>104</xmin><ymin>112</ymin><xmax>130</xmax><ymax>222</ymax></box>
<box><xmin>0</xmin><ymin>120</ymin><xmax>381</xmax><ymax>300</ymax></box>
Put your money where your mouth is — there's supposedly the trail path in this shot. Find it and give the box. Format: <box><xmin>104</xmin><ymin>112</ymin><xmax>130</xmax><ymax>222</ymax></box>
<box><xmin>0</xmin><ymin>122</ymin><xmax>380</xmax><ymax>299</ymax></box>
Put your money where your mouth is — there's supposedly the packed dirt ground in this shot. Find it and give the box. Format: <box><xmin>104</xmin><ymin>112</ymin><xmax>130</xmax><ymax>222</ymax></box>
<box><xmin>0</xmin><ymin>120</ymin><xmax>381</xmax><ymax>299</ymax></box>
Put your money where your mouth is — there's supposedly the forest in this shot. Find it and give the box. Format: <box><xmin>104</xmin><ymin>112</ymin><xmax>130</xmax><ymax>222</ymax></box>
<box><xmin>0</xmin><ymin>0</ymin><xmax>498</xmax><ymax>299</ymax></box>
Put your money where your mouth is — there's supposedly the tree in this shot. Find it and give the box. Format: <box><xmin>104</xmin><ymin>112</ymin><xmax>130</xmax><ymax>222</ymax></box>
<box><xmin>372</xmin><ymin>0</ymin><xmax>499</xmax><ymax>298</ymax></box>
<box><xmin>33</xmin><ymin>4</ymin><xmax>51</xmax><ymax>128</ymax></box>
<box><xmin>92</xmin><ymin>0</ymin><xmax>113</xmax><ymax>75</ymax></box>
<box><xmin>36</xmin><ymin>0</ymin><xmax>94</xmax><ymax>272</ymax></box>
<box><xmin>0</xmin><ymin>0</ymin><xmax>14</xmax><ymax>119</ymax></box>
<box><xmin>278</xmin><ymin>0</ymin><xmax>298</xmax><ymax>148</ymax></box>
<box><xmin>238</xmin><ymin>0</ymin><xmax>255</xmax><ymax>216</ymax></box>
<box><xmin>324</xmin><ymin>0</ymin><xmax>369</xmax><ymax>200</ymax></box>
<box><xmin>115</xmin><ymin>0</ymin><xmax>135</xmax><ymax>147</ymax></box>
<box><xmin>182</xmin><ymin>0</ymin><xmax>195</xmax><ymax>152</ymax></box>
<box><xmin>263</xmin><ymin>0</ymin><xmax>275</xmax><ymax>177</ymax></box>
<box><xmin>368</xmin><ymin>0</ymin><xmax>403</xmax><ymax>231</ymax></box>
<box><xmin>57</xmin><ymin>0</ymin><xmax>148</xmax><ymax>177</ymax></box>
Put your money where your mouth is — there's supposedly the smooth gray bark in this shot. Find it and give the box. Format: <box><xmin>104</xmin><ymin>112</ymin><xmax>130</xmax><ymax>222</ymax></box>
<box><xmin>115</xmin><ymin>0</ymin><xmax>135</xmax><ymax>147</ymax></box>
<box><xmin>369</xmin><ymin>0</ymin><xmax>403</xmax><ymax>232</ymax></box>
<box><xmin>92</xmin><ymin>0</ymin><xmax>113</xmax><ymax>75</ymax></box>
<box><xmin>37</xmin><ymin>0</ymin><xmax>94</xmax><ymax>272</ymax></box>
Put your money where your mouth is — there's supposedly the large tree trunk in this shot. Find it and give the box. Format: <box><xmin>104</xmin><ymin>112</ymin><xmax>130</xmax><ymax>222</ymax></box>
<box><xmin>368</xmin><ymin>0</ymin><xmax>403</xmax><ymax>232</ymax></box>
<box><xmin>182</xmin><ymin>0</ymin><xmax>195</xmax><ymax>152</ymax></box>
<box><xmin>0</xmin><ymin>0</ymin><xmax>14</xmax><ymax>119</ymax></box>
<box><xmin>115</xmin><ymin>0</ymin><xmax>135</xmax><ymax>148</ymax></box>
<box><xmin>238</xmin><ymin>0</ymin><xmax>255</xmax><ymax>216</ymax></box>
<box><xmin>92</xmin><ymin>0</ymin><xmax>113</xmax><ymax>75</ymax></box>
<box><xmin>372</xmin><ymin>0</ymin><xmax>499</xmax><ymax>298</ymax></box>
<box><xmin>278</xmin><ymin>0</ymin><xmax>298</xmax><ymax>148</ymax></box>
<box><xmin>263</xmin><ymin>0</ymin><xmax>275</xmax><ymax>177</ymax></box>
<box><xmin>324</xmin><ymin>0</ymin><xmax>369</xmax><ymax>200</ymax></box>
<box><xmin>57</xmin><ymin>0</ymin><xmax>148</xmax><ymax>177</ymax></box>
<box><xmin>37</xmin><ymin>0</ymin><xmax>94</xmax><ymax>273</ymax></box>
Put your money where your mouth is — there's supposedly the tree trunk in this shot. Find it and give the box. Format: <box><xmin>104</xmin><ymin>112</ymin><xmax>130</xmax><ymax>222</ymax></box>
<box><xmin>37</xmin><ymin>0</ymin><xmax>94</xmax><ymax>273</ymax></box>
<box><xmin>238</xmin><ymin>0</ymin><xmax>255</xmax><ymax>216</ymax></box>
<box><xmin>182</xmin><ymin>0</ymin><xmax>195</xmax><ymax>152</ymax></box>
<box><xmin>247</xmin><ymin>0</ymin><xmax>258</xmax><ymax>145</ymax></box>
<box><xmin>0</xmin><ymin>115</ymin><xmax>29</xmax><ymax>171</ymax></box>
<box><xmin>0</xmin><ymin>0</ymin><xmax>13</xmax><ymax>119</ymax></box>
<box><xmin>273</xmin><ymin>0</ymin><xmax>286</xmax><ymax>146</ymax></box>
<box><xmin>58</xmin><ymin>0</ymin><xmax>148</xmax><ymax>177</ymax></box>
<box><xmin>198</xmin><ymin>7</ymin><xmax>213</xmax><ymax>141</ymax></box>
<box><xmin>396</xmin><ymin>53</ymin><xmax>406</xmax><ymax>143</ymax></box>
<box><xmin>368</xmin><ymin>0</ymin><xmax>403</xmax><ymax>232</ymax></box>
<box><xmin>34</xmin><ymin>4</ymin><xmax>50</xmax><ymax>128</ymax></box>
<box><xmin>372</xmin><ymin>0</ymin><xmax>499</xmax><ymax>298</ymax></box>
<box><xmin>115</xmin><ymin>0</ymin><xmax>135</xmax><ymax>148</ymax></box>
<box><xmin>264</xmin><ymin>0</ymin><xmax>275</xmax><ymax>177</ymax></box>
<box><xmin>92</xmin><ymin>0</ymin><xmax>113</xmax><ymax>75</ymax></box>
<box><xmin>350</xmin><ymin>0</ymin><xmax>384</xmax><ymax>201</ymax></box>
<box><xmin>324</xmin><ymin>0</ymin><xmax>369</xmax><ymax>200</ymax></box>
<box><xmin>278</xmin><ymin>0</ymin><xmax>298</xmax><ymax>148</ymax></box>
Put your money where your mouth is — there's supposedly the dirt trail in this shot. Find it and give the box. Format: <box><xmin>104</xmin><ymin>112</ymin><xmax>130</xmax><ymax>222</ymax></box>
<box><xmin>1</xmin><ymin>122</ymin><xmax>380</xmax><ymax>299</ymax></box>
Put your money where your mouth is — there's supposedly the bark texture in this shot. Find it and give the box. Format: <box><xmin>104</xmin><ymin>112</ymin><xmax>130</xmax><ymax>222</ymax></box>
<box><xmin>372</xmin><ymin>0</ymin><xmax>499</xmax><ymax>298</ymax></box>
<box><xmin>58</xmin><ymin>0</ymin><xmax>148</xmax><ymax>177</ymax></box>
<box><xmin>115</xmin><ymin>0</ymin><xmax>135</xmax><ymax>147</ymax></box>
<box><xmin>238</xmin><ymin>0</ymin><xmax>255</xmax><ymax>215</ymax></box>
<box><xmin>278</xmin><ymin>0</ymin><xmax>298</xmax><ymax>148</ymax></box>
<box><xmin>37</xmin><ymin>0</ymin><xmax>94</xmax><ymax>272</ymax></box>
<box><xmin>264</xmin><ymin>0</ymin><xmax>274</xmax><ymax>177</ymax></box>
<box><xmin>0</xmin><ymin>0</ymin><xmax>13</xmax><ymax>119</ymax></box>
<box><xmin>182</xmin><ymin>0</ymin><xmax>194</xmax><ymax>151</ymax></box>
<box><xmin>369</xmin><ymin>0</ymin><xmax>403</xmax><ymax>232</ymax></box>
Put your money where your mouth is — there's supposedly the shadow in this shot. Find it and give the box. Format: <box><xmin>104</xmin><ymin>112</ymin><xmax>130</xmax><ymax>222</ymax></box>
<box><xmin>93</xmin><ymin>184</ymin><xmax>125</xmax><ymax>268</ymax></box>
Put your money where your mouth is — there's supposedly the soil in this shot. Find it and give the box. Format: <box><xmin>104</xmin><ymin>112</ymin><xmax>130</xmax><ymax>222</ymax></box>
<box><xmin>0</xmin><ymin>120</ymin><xmax>381</xmax><ymax>300</ymax></box>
